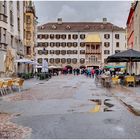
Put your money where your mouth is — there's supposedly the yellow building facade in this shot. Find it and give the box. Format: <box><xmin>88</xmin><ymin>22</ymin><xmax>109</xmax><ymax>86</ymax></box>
<box><xmin>24</xmin><ymin>1</ymin><xmax>37</xmax><ymax>72</ymax></box>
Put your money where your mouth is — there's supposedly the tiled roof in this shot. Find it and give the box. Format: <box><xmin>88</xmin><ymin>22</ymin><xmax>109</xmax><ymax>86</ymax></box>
<box><xmin>37</xmin><ymin>22</ymin><xmax>125</xmax><ymax>32</ymax></box>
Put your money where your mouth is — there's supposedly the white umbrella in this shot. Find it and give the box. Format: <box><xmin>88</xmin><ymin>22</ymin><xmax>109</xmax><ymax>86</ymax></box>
<box><xmin>48</xmin><ymin>65</ymin><xmax>57</xmax><ymax>69</ymax></box>
<box><xmin>36</xmin><ymin>65</ymin><xmax>42</xmax><ymax>68</ymax></box>
<box><xmin>42</xmin><ymin>59</ymin><xmax>48</xmax><ymax>72</ymax></box>
<box><xmin>14</xmin><ymin>59</ymin><xmax>32</xmax><ymax>64</ymax></box>
<box><xmin>56</xmin><ymin>66</ymin><xmax>62</xmax><ymax>69</ymax></box>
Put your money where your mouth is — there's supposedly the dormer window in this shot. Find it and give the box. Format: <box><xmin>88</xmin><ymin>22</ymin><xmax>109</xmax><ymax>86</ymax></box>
<box><xmin>85</xmin><ymin>25</ymin><xmax>90</xmax><ymax>29</ymax></box>
<box><xmin>41</xmin><ymin>26</ymin><xmax>45</xmax><ymax>29</ymax></box>
<box><xmin>101</xmin><ymin>25</ymin><xmax>104</xmax><ymax>29</ymax></box>
<box><xmin>52</xmin><ymin>25</ymin><xmax>57</xmax><ymax>29</ymax></box>
<box><xmin>66</xmin><ymin>25</ymin><xmax>71</xmax><ymax>29</ymax></box>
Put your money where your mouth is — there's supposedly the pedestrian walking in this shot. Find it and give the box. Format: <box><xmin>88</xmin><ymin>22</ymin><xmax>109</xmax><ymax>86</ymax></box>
<box><xmin>91</xmin><ymin>68</ymin><xmax>95</xmax><ymax>78</ymax></box>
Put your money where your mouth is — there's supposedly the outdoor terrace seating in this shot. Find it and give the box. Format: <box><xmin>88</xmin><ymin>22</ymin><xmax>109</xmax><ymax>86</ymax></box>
<box><xmin>0</xmin><ymin>78</ymin><xmax>24</xmax><ymax>96</ymax></box>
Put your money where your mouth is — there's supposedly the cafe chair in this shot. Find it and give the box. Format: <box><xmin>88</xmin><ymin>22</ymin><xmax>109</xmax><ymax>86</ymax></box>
<box><xmin>3</xmin><ymin>80</ymin><xmax>13</xmax><ymax>94</ymax></box>
<box><xmin>112</xmin><ymin>77</ymin><xmax>119</xmax><ymax>85</ymax></box>
<box><xmin>0</xmin><ymin>81</ymin><xmax>4</xmax><ymax>96</ymax></box>
<box><xmin>125</xmin><ymin>76</ymin><xmax>135</xmax><ymax>87</ymax></box>
<box><xmin>13</xmin><ymin>79</ymin><xmax>24</xmax><ymax>92</ymax></box>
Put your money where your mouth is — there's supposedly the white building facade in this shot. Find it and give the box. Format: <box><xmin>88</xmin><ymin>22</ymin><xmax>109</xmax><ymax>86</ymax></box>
<box><xmin>36</xmin><ymin>18</ymin><xmax>126</xmax><ymax>69</ymax></box>
<box><xmin>0</xmin><ymin>1</ymin><xmax>24</xmax><ymax>77</ymax></box>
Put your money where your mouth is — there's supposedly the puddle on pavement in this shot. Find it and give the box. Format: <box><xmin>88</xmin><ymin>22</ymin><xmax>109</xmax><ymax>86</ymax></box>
<box><xmin>22</xmin><ymin>89</ymin><xmax>30</xmax><ymax>91</ymax></box>
<box><xmin>67</xmin><ymin>109</ymin><xmax>75</xmax><ymax>112</ymax></box>
<box><xmin>14</xmin><ymin>113</ymin><xmax>21</xmax><ymax>117</ymax></box>
<box><xmin>104</xmin><ymin>99</ymin><xmax>114</xmax><ymax>108</ymax></box>
<box><xmin>89</xmin><ymin>99</ymin><xmax>114</xmax><ymax>113</ymax></box>
<box><xmin>104</xmin><ymin>108</ymin><xmax>113</xmax><ymax>112</ymax></box>
<box><xmin>63</xmin><ymin>86</ymin><xmax>72</xmax><ymax>88</ymax></box>
<box><xmin>90</xmin><ymin>88</ymin><xmax>97</xmax><ymax>91</ymax></box>
<box><xmin>38</xmin><ymin>83</ymin><xmax>45</xmax><ymax>85</ymax></box>
<box><xmin>103</xmin><ymin>118</ymin><xmax>120</xmax><ymax>124</ymax></box>
<box><xmin>90</xmin><ymin>99</ymin><xmax>101</xmax><ymax>105</ymax></box>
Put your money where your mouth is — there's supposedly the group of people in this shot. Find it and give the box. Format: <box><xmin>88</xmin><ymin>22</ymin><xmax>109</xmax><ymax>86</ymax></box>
<box><xmin>61</xmin><ymin>66</ymin><xmax>103</xmax><ymax>78</ymax></box>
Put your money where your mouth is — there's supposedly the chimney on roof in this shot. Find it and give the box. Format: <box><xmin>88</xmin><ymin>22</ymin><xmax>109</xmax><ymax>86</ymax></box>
<box><xmin>57</xmin><ymin>18</ymin><xmax>62</xmax><ymax>24</ymax></box>
<box><xmin>103</xmin><ymin>18</ymin><xmax>107</xmax><ymax>24</ymax></box>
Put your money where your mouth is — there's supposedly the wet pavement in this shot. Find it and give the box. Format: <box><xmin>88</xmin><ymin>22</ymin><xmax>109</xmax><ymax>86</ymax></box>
<box><xmin>0</xmin><ymin>75</ymin><xmax>140</xmax><ymax>138</ymax></box>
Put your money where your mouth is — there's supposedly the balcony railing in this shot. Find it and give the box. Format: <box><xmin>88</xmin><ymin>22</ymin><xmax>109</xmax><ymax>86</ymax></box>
<box><xmin>86</xmin><ymin>50</ymin><xmax>101</xmax><ymax>54</ymax></box>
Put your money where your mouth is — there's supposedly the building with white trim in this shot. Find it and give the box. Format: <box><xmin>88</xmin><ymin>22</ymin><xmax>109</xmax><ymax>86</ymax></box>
<box><xmin>0</xmin><ymin>1</ymin><xmax>24</xmax><ymax>77</ymax></box>
<box><xmin>36</xmin><ymin>18</ymin><xmax>127</xmax><ymax>69</ymax></box>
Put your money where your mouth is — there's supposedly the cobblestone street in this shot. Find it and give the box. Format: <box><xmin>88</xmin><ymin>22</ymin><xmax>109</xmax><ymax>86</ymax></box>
<box><xmin>1</xmin><ymin>75</ymin><xmax>140</xmax><ymax>138</ymax></box>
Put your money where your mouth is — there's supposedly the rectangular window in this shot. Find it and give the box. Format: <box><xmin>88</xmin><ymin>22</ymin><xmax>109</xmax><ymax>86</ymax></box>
<box><xmin>17</xmin><ymin>1</ymin><xmax>20</xmax><ymax>11</ymax></box>
<box><xmin>104</xmin><ymin>42</ymin><xmax>110</xmax><ymax>47</ymax></box>
<box><xmin>10</xmin><ymin>10</ymin><xmax>13</xmax><ymax>26</ymax></box>
<box><xmin>0</xmin><ymin>1</ymin><xmax>7</xmax><ymax>22</ymax></box>
<box><xmin>80</xmin><ymin>34</ymin><xmax>85</xmax><ymax>39</ymax></box>
<box><xmin>11</xmin><ymin>35</ymin><xmax>13</xmax><ymax>47</ymax></box>
<box><xmin>0</xmin><ymin>1</ymin><xmax>7</xmax><ymax>15</ymax></box>
<box><xmin>18</xmin><ymin>17</ymin><xmax>20</xmax><ymax>31</ymax></box>
<box><xmin>50</xmin><ymin>50</ymin><xmax>54</xmax><ymax>54</ymax></box>
<box><xmin>68</xmin><ymin>34</ymin><xmax>71</xmax><ymax>40</ymax></box>
<box><xmin>104</xmin><ymin>50</ymin><xmax>110</xmax><ymax>54</ymax></box>
<box><xmin>42</xmin><ymin>35</ymin><xmax>45</xmax><ymax>39</ymax></box>
<box><xmin>0</xmin><ymin>27</ymin><xmax>1</xmax><ymax>43</ymax></box>
<box><xmin>61</xmin><ymin>34</ymin><xmax>66</xmax><ymax>39</ymax></box>
<box><xmin>26</xmin><ymin>31</ymin><xmax>31</xmax><ymax>40</ymax></box>
<box><xmin>80</xmin><ymin>50</ymin><xmax>85</xmax><ymax>54</ymax></box>
<box><xmin>27</xmin><ymin>46</ymin><xmax>31</xmax><ymax>55</ymax></box>
<box><xmin>73</xmin><ymin>50</ymin><xmax>77</xmax><ymax>54</ymax></box>
<box><xmin>26</xmin><ymin>15</ymin><xmax>31</xmax><ymax>24</ymax></box>
<box><xmin>3</xmin><ymin>28</ymin><xmax>6</xmax><ymax>44</ymax></box>
<box><xmin>115</xmin><ymin>34</ymin><xmax>119</xmax><ymax>39</ymax></box>
<box><xmin>116</xmin><ymin>42</ymin><xmax>119</xmax><ymax>47</ymax></box>
<box><xmin>104</xmin><ymin>34</ymin><xmax>110</xmax><ymax>39</ymax></box>
<box><xmin>50</xmin><ymin>42</ymin><xmax>55</xmax><ymax>47</ymax></box>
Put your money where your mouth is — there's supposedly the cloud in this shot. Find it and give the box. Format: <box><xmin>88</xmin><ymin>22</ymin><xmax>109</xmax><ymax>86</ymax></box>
<box><xmin>57</xmin><ymin>5</ymin><xmax>79</xmax><ymax>21</ymax></box>
<box><xmin>34</xmin><ymin>1</ymin><xmax>131</xmax><ymax>27</ymax></box>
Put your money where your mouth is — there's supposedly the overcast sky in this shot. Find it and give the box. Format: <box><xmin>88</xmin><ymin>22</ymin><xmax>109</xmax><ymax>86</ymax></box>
<box><xmin>34</xmin><ymin>1</ymin><xmax>131</xmax><ymax>28</ymax></box>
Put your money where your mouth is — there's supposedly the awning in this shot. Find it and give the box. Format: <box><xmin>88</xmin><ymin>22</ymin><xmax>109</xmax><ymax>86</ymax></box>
<box><xmin>104</xmin><ymin>65</ymin><xmax>125</xmax><ymax>69</ymax></box>
<box><xmin>14</xmin><ymin>59</ymin><xmax>38</xmax><ymax>65</ymax></box>
<box><xmin>85</xmin><ymin>34</ymin><xmax>101</xmax><ymax>43</ymax></box>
